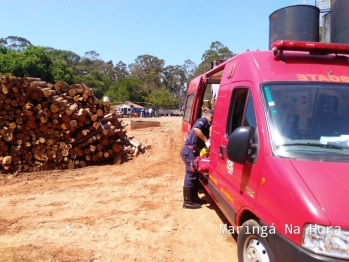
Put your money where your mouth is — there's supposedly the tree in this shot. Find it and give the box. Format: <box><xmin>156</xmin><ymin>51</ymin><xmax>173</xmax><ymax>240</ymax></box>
<box><xmin>96</xmin><ymin>60</ymin><xmax>116</xmax><ymax>84</ymax></box>
<box><xmin>1</xmin><ymin>35</ymin><xmax>228</xmax><ymax>106</ymax></box>
<box><xmin>72</xmin><ymin>53</ymin><xmax>112</xmax><ymax>99</ymax></box>
<box><xmin>146</xmin><ymin>87</ymin><xmax>178</xmax><ymax>109</ymax></box>
<box><xmin>182</xmin><ymin>59</ymin><xmax>197</xmax><ymax>82</ymax></box>
<box><xmin>84</xmin><ymin>50</ymin><xmax>100</xmax><ymax>60</ymax></box>
<box><xmin>163</xmin><ymin>65</ymin><xmax>187</xmax><ymax>108</ymax></box>
<box><xmin>0</xmin><ymin>45</ymin><xmax>9</xmax><ymax>55</ymax></box>
<box><xmin>51</xmin><ymin>59</ymin><xmax>74</xmax><ymax>83</ymax></box>
<box><xmin>114</xmin><ymin>61</ymin><xmax>129</xmax><ymax>81</ymax></box>
<box><xmin>21</xmin><ymin>46</ymin><xmax>53</xmax><ymax>82</ymax></box>
<box><xmin>104</xmin><ymin>78</ymin><xmax>143</xmax><ymax>104</ymax></box>
<box><xmin>194</xmin><ymin>41</ymin><xmax>235</xmax><ymax>77</ymax></box>
<box><xmin>105</xmin><ymin>60</ymin><xmax>115</xmax><ymax>83</ymax></box>
<box><xmin>73</xmin><ymin>69</ymin><xmax>109</xmax><ymax>99</ymax></box>
<box><xmin>46</xmin><ymin>48</ymin><xmax>81</xmax><ymax>68</ymax></box>
<box><xmin>0</xmin><ymin>49</ymin><xmax>16</xmax><ymax>76</ymax></box>
<box><xmin>202</xmin><ymin>41</ymin><xmax>233</xmax><ymax>62</ymax></box>
<box><xmin>129</xmin><ymin>55</ymin><xmax>165</xmax><ymax>92</ymax></box>
<box><xmin>0</xmin><ymin>36</ymin><xmax>32</xmax><ymax>51</ymax></box>
<box><xmin>181</xmin><ymin>59</ymin><xmax>197</xmax><ymax>103</ymax></box>
<box><xmin>0</xmin><ymin>45</ymin><xmax>54</xmax><ymax>82</ymax></box>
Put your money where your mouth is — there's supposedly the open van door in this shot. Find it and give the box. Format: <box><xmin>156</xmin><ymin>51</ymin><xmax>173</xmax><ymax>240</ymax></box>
<box><xmin>182</xmin><ymin>75</ymin><xmax>206</xmax><ymax>142</ymax></box>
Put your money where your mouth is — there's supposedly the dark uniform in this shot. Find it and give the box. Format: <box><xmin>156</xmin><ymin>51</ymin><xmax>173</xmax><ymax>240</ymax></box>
<box><xmin>181</xmin><ymin>116</ymin><xmax>212</xmax><ymax>209</ymax></box>
<box><xmin>182</xmin><ymin>117</ymin><xmax>211</xmax><ymax>186</ymax></box>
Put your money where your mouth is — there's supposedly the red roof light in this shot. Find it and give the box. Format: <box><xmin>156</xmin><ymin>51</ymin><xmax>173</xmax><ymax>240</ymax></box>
<box><xmin>271</xmin><ymin>40</ymin><xmax>349</xmax><ymax>55</ymax></box>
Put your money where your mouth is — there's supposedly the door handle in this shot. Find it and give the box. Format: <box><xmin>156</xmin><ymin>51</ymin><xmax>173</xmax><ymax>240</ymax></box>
<box><xmin>220</xmin><ymin>145</ymin><xmax>225</xmax><ymax>158</ymax></box>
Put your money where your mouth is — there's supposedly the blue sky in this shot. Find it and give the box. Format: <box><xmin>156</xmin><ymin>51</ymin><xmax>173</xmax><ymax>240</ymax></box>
<box><xmin>2</xmin><ymin>0</ymin><xmax>310</xmax><ymax>67</ymax></box>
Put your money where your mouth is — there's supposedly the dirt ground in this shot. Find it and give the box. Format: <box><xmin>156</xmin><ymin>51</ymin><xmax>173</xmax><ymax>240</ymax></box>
<box><xmin>0</xmin><ymin>116</ymin><xmax>238</xmax><ymax>262</ymax></box>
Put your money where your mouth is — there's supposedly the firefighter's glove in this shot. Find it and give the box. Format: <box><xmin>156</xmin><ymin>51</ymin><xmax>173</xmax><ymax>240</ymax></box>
<box><xmin>205</xmin><ymin>140</ymin><xmax>211</xmax><ymax>148</ymax></box>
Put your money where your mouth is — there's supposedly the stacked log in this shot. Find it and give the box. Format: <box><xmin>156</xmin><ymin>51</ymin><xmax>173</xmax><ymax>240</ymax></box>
<box><xmin>0</xmin><ymin>76</ymin><xmax>147</xmax><ymax>173</ymax></box>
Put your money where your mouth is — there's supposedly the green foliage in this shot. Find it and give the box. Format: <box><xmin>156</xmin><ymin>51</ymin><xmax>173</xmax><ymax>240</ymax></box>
<box><xmin>46</xmin><ymin>48</ymin><xmax>81</xmax><ymax>68</ymax></box>
<box><xmin>0</xmin><ymin>45</ymin><xmax>8</xmax><ymax>55</ymax></box>
<box><xmin>51</xmin><ymin>59</ymin><xmax>74</xmax><ymax>83</ymax></box>
<box><xmin>0</xmin><ymin>36</ymin><xmax>32</xmax><ymax>51</ymax></box>
<box><xmin>202</xmin><ymin>41</ymin><xmax>233</xmax><ymax>61</ymax></box>
<box><xmin>129</xmin><ymin>55</ymin><xmax>165</xmax><ymax>91</ymax></box>
<box><xmin>73</xmin><ymin>72</ymin><xmax>109</xmax><ymax>100</ymax></box>
<box><xmin>72</xmin><ymin>55</ymin><xmax>111</xmax><ymax>99</ymax></box>
<box><xmin>21</xmin><ymin>46</ymin><xmax>53</xmax><ymax>82</ymax></box>
<box><xmin>164</xmin><ymin>65</ymin><xmax>188</xmax><ymax>108</ymax></box>
<box><xmin>146</xmin><ymin>87</ymin><xmax>178</xmax><ymax>109</ymax></box>
<box><xmin>0</xmin><ymin>45</ymin><xmax>53</xmax><ymax>82</ymax></box>
<box><xmin>104</xmin><ymin>78</ymin><xmax>143</xmax><ymax>104</ymax></box>
<box><xmin>104</xmin><ymin>60</ymin><xmax>116</xmax><ymax>83</ymax></box>
<box><xmin>84</xmin><ymin>50</ymin><xmax>100</xmax><ymax>60</ymax></box>
<box><xmin>194</xmin><ymin>41</ymin><xmax>235</xmax><ymax>77</ymax></box>
<box><xmin>114</xmin><ymin>61</ymin><xmax>129</xmax><ymax>81</ymax></box>
<box><xmin>0</xmin><ymin>35</ymin><xmax>235</xmax><ymax>108</ymax></box>
<box><xmin>0</xmin><ymin>49</ymin><xmax>17</xmax><ymax>74</ymax></box>
<box><xmin>182</xmin><ymin>59</ymin><xmax>197</xmax><ymax>83</ymax></box>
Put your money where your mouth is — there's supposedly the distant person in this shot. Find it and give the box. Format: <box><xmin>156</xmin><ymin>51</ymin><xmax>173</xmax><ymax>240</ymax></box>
<box><xmin>140</xmin><ymin>108</ymin><xmax>144</xmax><ymax>117</ymax></box>
<box><xmin>148</xmin><ymin>108</ymin><xmax>153</xmax><ymax>117</ymax></box>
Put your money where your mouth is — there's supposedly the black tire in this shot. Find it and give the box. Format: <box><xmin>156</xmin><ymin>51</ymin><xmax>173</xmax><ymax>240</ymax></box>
<box><xmin>237</xmin><ymin>219</ymin><xmax>274</xmax><ymax>262</ymax></box>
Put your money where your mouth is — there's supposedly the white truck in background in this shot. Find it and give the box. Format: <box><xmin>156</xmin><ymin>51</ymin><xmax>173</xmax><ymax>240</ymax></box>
<box><xmin>158</xmin><ymin>108</ymin><xmax>182</xmax><ymax>116</ymax></box>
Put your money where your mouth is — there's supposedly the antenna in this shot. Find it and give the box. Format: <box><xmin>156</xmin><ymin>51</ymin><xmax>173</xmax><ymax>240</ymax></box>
<box><xmin>252</xmin><ymin>13</ymin><xmax>256</xmax><ymax>49</ymax></box>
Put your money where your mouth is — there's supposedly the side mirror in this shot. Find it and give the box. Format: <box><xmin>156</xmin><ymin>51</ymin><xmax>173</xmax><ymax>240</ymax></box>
<box><xmin>226</xmin><ymin>126</ymin><xmax>252</xmax><ymax>165</ymax></box>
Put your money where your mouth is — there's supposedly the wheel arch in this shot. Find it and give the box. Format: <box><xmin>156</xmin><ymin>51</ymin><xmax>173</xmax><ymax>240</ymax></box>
<box><xmin>237</xmin><ymin>208</ymin><xmax>258</xmax><ymax>226</ymax></box>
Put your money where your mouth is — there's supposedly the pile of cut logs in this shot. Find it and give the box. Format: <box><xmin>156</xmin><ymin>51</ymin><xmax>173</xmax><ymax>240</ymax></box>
<box><xmin>0</xmin><ymin>76</ymin><xmax>147</xmax><ymax>173</ymax></box>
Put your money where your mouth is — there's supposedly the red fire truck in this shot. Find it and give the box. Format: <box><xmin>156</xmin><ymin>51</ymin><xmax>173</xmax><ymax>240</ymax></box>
<box><xmin>182</xmin><ymin>40</ymin><xmax>349</xmax><ymax>262</ymax></box>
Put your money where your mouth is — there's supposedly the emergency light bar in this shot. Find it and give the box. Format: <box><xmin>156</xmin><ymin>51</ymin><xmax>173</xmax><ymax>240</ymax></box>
<box><xmin>271</xmin><ymin>40</ymin><xmax>349</xmax><ymax>56</ymax></box>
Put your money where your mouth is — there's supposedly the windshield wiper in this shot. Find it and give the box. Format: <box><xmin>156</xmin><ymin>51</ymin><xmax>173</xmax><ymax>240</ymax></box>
<box><xmin>276</xmin><ymin>143</ymin><xmax>348</xmax><ymax>150</ymax></box>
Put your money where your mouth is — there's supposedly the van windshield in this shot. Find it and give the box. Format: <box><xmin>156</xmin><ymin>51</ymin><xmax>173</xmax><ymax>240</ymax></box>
<box><xmin>262</xmin><ymin>82</ymin><xmax>349</xmax><ymax>160</ymax></box>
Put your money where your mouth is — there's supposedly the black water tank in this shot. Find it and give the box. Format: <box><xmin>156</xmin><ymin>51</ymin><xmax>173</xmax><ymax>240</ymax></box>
<box><xmin>331</xmin><ymin>0</ymin><xmax>349</xmax><ymax>43</ymax></box>
<box><xmin>269</xmin><ymin>5</ymin><xmax>320</xmax><ymax>48</ymax></box>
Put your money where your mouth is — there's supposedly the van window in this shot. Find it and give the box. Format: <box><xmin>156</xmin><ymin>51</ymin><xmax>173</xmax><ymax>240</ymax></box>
<box><xmin>244</xmin><ymin>94</ymin><xmax>257</xmax><ymax>131</ymax></box>
<box><xmin>227</xmin><ymin>88</ymin><xmax>248</xmax><ymax>136</ymax></box>
<box><xmin>199</xmin><ymin>84</ymin><xmax>217</xmax><ymax>117</ymax></box>
<box><xmin>183</xmin><ymin>93</ymin><xmax>195</xmax><ymax>122</ymax></box>
<box><xmin>243</xmin><ymin>93</ymin><xmax>258</xmax><ymax>162</ymax></box>
<box><xmin>262</xmin><ymin>82</ymin><xmax>349</xmax><ymax>160</ymax></box>
<box><xmin>226</xmin><ymin>88</ymin><xmax>258</xmax><ymax>162</ymax></box>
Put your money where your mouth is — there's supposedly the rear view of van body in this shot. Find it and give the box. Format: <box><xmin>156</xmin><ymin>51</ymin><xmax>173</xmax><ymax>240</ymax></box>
<box><xmin>182</xmin><ymin>40</ymin><xmax>349</xmax><ymax>262</ymax></box>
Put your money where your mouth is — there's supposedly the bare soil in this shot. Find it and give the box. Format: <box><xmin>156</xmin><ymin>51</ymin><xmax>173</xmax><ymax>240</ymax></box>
<box><xmin>0</xmin><ymin>116</ymin><xmax>238</xmax><ymax>262</ymax></box>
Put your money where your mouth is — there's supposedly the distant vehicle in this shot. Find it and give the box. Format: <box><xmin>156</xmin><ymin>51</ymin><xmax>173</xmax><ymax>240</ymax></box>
<box><xmin>158</xmin><ymin>108</ymin><xmax>181</xmax><ymax>116</ymax></box>
<box><xmin>133</xmin><ymin>107</ymin><xmax>143</xmax><ymax>115</ymax></box>
<box><xmin>115</xmin><ymin>105</ymin><xmax>139</xmax><ymax>117</ymax></box>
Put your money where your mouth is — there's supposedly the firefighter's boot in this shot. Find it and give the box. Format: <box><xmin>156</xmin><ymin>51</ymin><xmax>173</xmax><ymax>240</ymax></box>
<box><xmin>183</xmin><ymin>186</ymin><xmax>201</xmax><ymax>209</ymax></box>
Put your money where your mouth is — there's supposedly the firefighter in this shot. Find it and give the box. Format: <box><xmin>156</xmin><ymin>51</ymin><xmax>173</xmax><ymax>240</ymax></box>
<box><xmin>181</xmin><ymin>109</ymin><xmax>214</xmax><ymax>209</ymax></box>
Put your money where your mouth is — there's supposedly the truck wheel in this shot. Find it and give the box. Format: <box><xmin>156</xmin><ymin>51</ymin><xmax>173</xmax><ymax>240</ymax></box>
<box><xmin>237</xmin><ymin>219</ymin><xmax>274</xmax><ymax>262</ymax></box>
